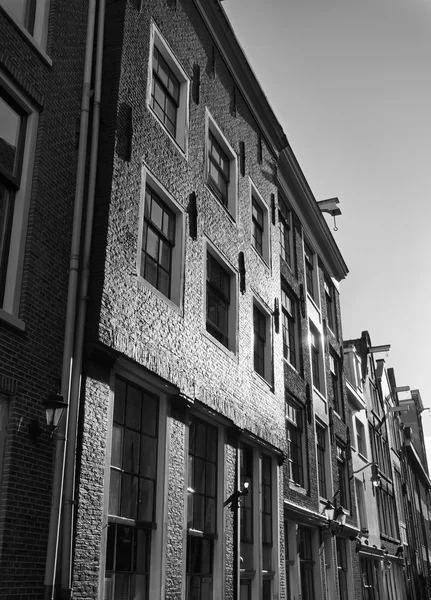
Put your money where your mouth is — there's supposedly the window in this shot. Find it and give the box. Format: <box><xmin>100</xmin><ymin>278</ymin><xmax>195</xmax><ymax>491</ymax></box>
<box><xmin>206</xmin><ymin>249</ymin><xmax>236</xmax><ymax>352</ymax></box>
<box><xmin>186</xmin><ymin>418</ymin><xmax>218</xmax><ymax>600</ymax></box>
<box><xmin>138</xmin><ymin>172</ymin><xmax>184</xmax><ymax>306</ymax></box>
<box><xmin>324</xmin><ymin>276</ymin><xmax>337</xmax><ymax>336</ymax></box>
<box><xmin>278</xmin><ymin>193</ymin><xmax>294</xmax><ymax>269</ymax></box>
<box><xmin>356</xmin><ymin>419</ymin><xmax>366</xmax><ymax>457</ymax></box>
<box><xmin>240</xmin><ymin>447</ymin><xmax>277</xmax><ymax>600</ymax></box>
<box><xmin>251</xmin><ymin>185</ymin><xmax>270</xmax><ymax>264</ymax></box>
<box><xmin>281</xmin><ymin>285</ymin><xmax>299</xmax><ymax>370</ymax></box>
<box><xmin>253</xmin><ymin>302</ymin><xmax>271</xmax><ymax>382</ymax></box>
<box><xmin>0</xmin><ymin>77</ymin><xmax>37</xmax><ymax>319</ymax></box>
<box><xmin>361</xmin><ymin>559</ymin><xmax>380</xmax><ymax>600</ymax></box>
<box><xmin>309</xmin><ymin>325</ymin><xmax>324</xmax><ymax>395</ymax></box>
<box><xmin>298</xmin><ymin>528</ymin><xmax>315</xmax><ymax>600</ymax></box>
<box><xmin>330</xmin><ymin>353</ymin><xmax>343</xmax><ymax>417</ymax></box>
<box><xmin>147</xmin><ymin>24</ymin><xmax>190</xmax><ymax>151</ymax></box>
<box><xmin>336</xmin><ymin>537</ymin><xmax>349</xmax><ymax>600</ymax></box>
<box><xmin>286</xmin><ymin>398</ymin><xmax>304</xmax><ymax>487</ymax></box>
<box><xmin>355</xmin><ymin>478</ymin><xmax>367</xmax><ymax>531</ymax></box>
<box><xmin>336</xmin><ymin>443</ymin><xmax>349</xmax><ymax>510</ymax></box>
<box><xmin>303</xmin><ymin>239</ymin><xmax>316</xmax><ymax>302</ymax></box>
<box><xmin>1</xmin><ymin>0</ymin><xmax>50</xmax><ymax>47</ymax></box>
<box><xmin>0</xmin><ymin>393</ymin><xmax>8</xmax><ymax>489</ymax></box>
<box><xmin>206</xmin><ymin>111</ymin><xmax>238</xmax><ymax>219</ymax></box>
<box><xmin>104</xmin><ymin>377</ymin><xmax>159</xmax><ymax>600</ymax></box>
<box><xmin>316</xmin><ymin>424</ymin><xmax>327</xmax><ymax>498</ymax></box>
<box><xmin>376</xmin><ymin>483</ymin><xmax>399</xmax><ymax>540</ymax></box>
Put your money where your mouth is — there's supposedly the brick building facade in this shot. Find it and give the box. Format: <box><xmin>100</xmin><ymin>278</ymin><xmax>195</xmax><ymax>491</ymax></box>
<box><xmin>0</xmin><ymin>1</ymin><xmax>88</xmax><ymax>598</ymax></box>
<box><xmin>4</xmin><ymin>2</ymin><xmax>431</xmax><ymax>600</ymax></box>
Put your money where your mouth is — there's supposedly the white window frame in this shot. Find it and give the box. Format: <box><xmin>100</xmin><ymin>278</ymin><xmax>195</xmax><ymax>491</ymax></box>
<box><xmin>0</xmin><ymin>72</ymin><xmax>38</xmax><ymax>328</ymax></box>
<box><xmin>185</xmin><ymin>412</ymin><xmax>225</xmax><ymax>600</ymax></box>
<box><xmin>252</xmin><ymin>297</ymin><xmax>272</xmax><ymax>385</ymax></box>
<box><xmin>239</xmin><ymin>444</ymin><xmax>280</xmax><ymax>600</ymax></box>
<box><xmin>281</xmin><ymin>283</ymin><xmax>300</xmax><ymax>371</ymax></box>
<box><xmin>250</xmin><ymin>180</ymin><xmax>270</xmax><ymax>265</ymax></box>
<box><xmin>205</xmin><ymin>109</ymin><xmax>238</xmax><ymax>221</ymax></box>
<box><xmin>138</xmin><ymin>167</ymin><xmax>185</xmax><ymax>309</ymax></box>
<box><xmin>309</xmin><ymin>323</ymin><xmax>325</xmax><ymax>397</ymax></box>
<box><xmin>146</xmin><ymin>22</ymin><xmax>190</xmax><ymax>154</ymax></box>
<box><xmin>303</xmin><ymin>237</ymin><xmax>319</xmax><ymax>306</ymax></box>
<box><xmin>278</xmin><ymin>192</ymin><xmax>294</xmax><ymax>270</ymax></box>
<box><xmin>0</xmin><ymin>0</ymin><xmax>51</xmax><ymax>50</ymax></box>
<box><xmin>355</xmin><ymin>418</ymin><xmax>367</xmax><ymax>458</ymax></box>
<box><xmin>286</xmin><ymin>396</ymin><xmax>306</xmax><ymax>489</ymax></box>
<box><xmin>99</xmin><ymin>368</ymin><xmax>169</xmax><ymax>600</ymax></box>
<box><xmin>204</xmin><ymin>240</ymin><xmax>238</xmax><ymax>354</ymax></box>
<box><xmin>0</xmin><ymin>393</ymin><xmax>9</xmax><ymax>490</ymax></box>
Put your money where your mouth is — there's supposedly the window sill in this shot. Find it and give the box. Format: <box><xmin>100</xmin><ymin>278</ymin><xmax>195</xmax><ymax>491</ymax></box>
<box><xmin>357</xmin><ymin>451</ymin><xmax>368</xmax><ymax>462</ymax></box>
<box><xmin>252</xmin><ymin>369</ymin><xmax>273</xmax><ymax>392</ymax></box>
<box><xmin>288</xmin><ymin>481</ymin><xmax>307</xmax><ymax>495</ymax></box>
<box><xmin>0</xmin><ymin>3</ymin><xmax>52</xmax><ymax>67</ymax></box>
<box><xmin>147</xmin><ymin>106</ymin><xmax>188</xmax><ymax>159</ymax></box>
<box><xmin>0</xmin><ymin>309</ymin><xmax>26</xmax><ymax>332</ymax></box>
<box><xmin>203</xmin><ymin>329</ymin><xmax>237</xmax><ymax>358</ymax></box>
<box><xmin>251</xmin><ymin>244</ymin><xmax>270</xmax><ymax>270</ymax></box>
<box><xmin>205</xmin><ymin>182</ymin><xmax>237</xmax><ymax>224</ymax></box>
<box><xmin>307</xmin><ymin>292</ymin><xmax>320</xmax><ymax>312</ymax></box>
<box><xmin>313</xmin><ymin>386</ymin><xmax>327</xmax><ymax>403</ymax></box>
<box><xmin>137</xmin><ymin>275</ymin><xmax>183</xmax><ymax>315</ymax></box>
<box><xmin>283</xmin><ymin>358</ymin><xmax>301</xmax><ymax>377</ymax></box>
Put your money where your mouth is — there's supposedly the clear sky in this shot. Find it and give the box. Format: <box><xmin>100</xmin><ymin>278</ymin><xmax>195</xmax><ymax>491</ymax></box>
<box><xmin>223</xmin><ymin>0</ymin><xmax>431</xmax><ymax>460</ymax></box>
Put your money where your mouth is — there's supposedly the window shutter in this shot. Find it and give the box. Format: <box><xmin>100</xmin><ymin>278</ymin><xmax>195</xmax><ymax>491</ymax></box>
<box><xmin>239</xmin><ymin>251</ymin><xmax>246</xmax><ymax>294</ymax></box>
<box><xmin>188</xmin><ymin>192</ymin><xmax>198</xmax><ymax>240</ymax></box>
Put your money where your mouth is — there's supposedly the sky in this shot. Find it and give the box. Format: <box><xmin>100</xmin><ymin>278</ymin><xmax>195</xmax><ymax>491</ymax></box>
<box><xmin>223</xmin><ymin>0</ymin><xmax>431</xmax><ymax>461</ymax></box>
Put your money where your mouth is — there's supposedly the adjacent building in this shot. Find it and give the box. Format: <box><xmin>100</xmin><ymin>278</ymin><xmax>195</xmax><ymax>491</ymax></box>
<box><xmin>1</xmin><ymin>2</ymin><xmax>431</xmax><ymax>600</ymax></box>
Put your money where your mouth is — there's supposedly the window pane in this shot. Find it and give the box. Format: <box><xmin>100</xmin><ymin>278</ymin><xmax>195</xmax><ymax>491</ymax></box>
<box><xmin>126</xmin><ymin>385</ymin><xmax>142</xmax><ymax>429</ymax></box>
<box><xmin>111</xmin><ymin>425</ymin><xmax>123</xmax><ymax>469</ymax></box>
<box><xmin>0</xmin><ymin>95</ymin><xmax>21</xmax><ymax>175</ymax></box>
<box><xmin>141</xmin><ymin>394</ymin><xmax>158</xmax><ymax>436</ymax></box>
<box><xmin>115</xmin><ymin>525</ymin><xmax>134</xmax><ymax>571</ymax></box>
<box><xmin>121</xmin><ymin>473</ymin><xmax>138</xmax><ymax>519</ymax></box>
<box><xmin>109</xmin><ymin>469</ymin><xmax>121</xmax><ymax>515</ymax></box>
<box><xmin>140</xmin><ymin>436</ymin><xmax>157</xmax><ymax>478</ymax></box>
<box><xmin>138</xmin><ymin>478</ymin><xmax>154</xmax><ymax>522</ymax></box>
<box><xmin>114</xmin><ymin>379</ymin><xmax>126</xmax><ymax>424</ymax></box>
<box><xmin>123</xmin><ymin>429</ymin><xmax>140</xmax><ymax>474</ymax></box>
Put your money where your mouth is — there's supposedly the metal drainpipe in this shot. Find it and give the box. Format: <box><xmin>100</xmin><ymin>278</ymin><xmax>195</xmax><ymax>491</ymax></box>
<box><xmin>60</xmin><ymin>0</ymin><xmax>106</xmax><ymax>596</ymax></box>
<box><xmin>43</xmin><ymin>1</ymin><xmax>98</xmax><ymax>599</ymax></box>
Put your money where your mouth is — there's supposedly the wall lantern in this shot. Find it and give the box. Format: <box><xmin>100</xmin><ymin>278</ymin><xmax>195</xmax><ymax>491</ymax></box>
<box><xmin>224</xmin><ymin>481</ymin><xmax>250</xmax><ymax>512</ymax></box>
<box><xmin>370</xmin><ymin>463</ymin><xmax>381</xmax><ymax>487</ymax></box>
<box><xmin>43</xmin><ymin>393</ymin><xmax>68</xmax><ymax>430</ymax></box>
<box><xmin>321</xmin><ymin>500</ymin><xmax>348</xmax><ymax>534</ymax></box>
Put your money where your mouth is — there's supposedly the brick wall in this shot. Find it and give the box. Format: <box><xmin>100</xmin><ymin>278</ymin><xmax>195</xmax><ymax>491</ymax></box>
<box><xmin>0</xmin><ymin>2</ymin><xmax>88</xmax><ymax>597</ymax></box>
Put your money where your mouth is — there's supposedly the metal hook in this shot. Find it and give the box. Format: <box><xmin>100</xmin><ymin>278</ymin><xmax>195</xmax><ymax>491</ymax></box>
<box><xmin>333</xmin><ymin>215</ymin><xmax>338</xmax><ymax>231</ymax></box>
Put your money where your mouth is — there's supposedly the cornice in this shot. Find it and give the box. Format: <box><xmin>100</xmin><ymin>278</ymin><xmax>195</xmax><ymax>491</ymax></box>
<box><xmin>278</xmin><ymin>147</ymin><xmax>349</xmax><ymax>281</ymax></box>
<box><xmin>192</xmin><ymin>0</ymin><xmax>288</xmax><ymax>157</ymax></box>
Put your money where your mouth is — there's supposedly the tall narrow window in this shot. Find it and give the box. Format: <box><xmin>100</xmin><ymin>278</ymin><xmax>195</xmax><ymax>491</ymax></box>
<box><xmin>303</xmin><ymin>240</ymin><xmax>315</xmax><ymax>301</ymax></box>
<box><xmin>208</xmin><ymin>131</ymin><xmax>230</xmax><ymax>206</ymax></box>
<box><xmin>330</xmin><ymin>354</ymin><xmax>343</xmax><ymax>417</ymax></box>
<box><xmin>316</xmin><ymin>424</ymin><xmax>327</xmax><ymax>498</ymax></box>
<box><xmin>141</xmin><ymin>184</ymin><xmax>175</xmax><ymax>299</ymax></box>
<box><xmin>310</xmin><ymin>325</ymin><xmax>323</xmax><ymax>394</ymax></box>
<box><xmin>252</xmin><ymin>196</ymin><xmax>264</xmax><ymax>256</ymax></box>
<box><xmin>324</xmin><ymin>276</ymin><xmax>337</xmax><ymax>336</ymax></box>
<box><xmin>356</xmin><ymin>419</ymin><xmax>366</xmax><ymax>457</ymax></box>
<box><xmin>240</xmin><ymin>446</ymin><xmax>254</xmax><ymax>578</ymax></box>
<box><xmin>187</xmin><ymin>418</ymin><xmax>218</xmax><ymax>600</ymax></box>
<box><xmin>336</xmin><ymin>443</ymin><xmax>349</xmax><ymax>510</ymax></box>
<box><xmin>206</xmin><ymin>252</ymin><xmax>230</xmax><ymax>348</ymax></box>
<box><xmin>279</xmin><ymin>194</ymin><xmax>294</xmax><ymax>269</ymax></box>
<box><xmin>281</xmin><ymin>286</ymin><xmax>299</xmax><ymax>369</ymax></box>
<box><xmin>253</xmin><ymin>304</ymin><xmax>267</xmax><ymax>379</ymax></box>
<box><xmin>151</xmin><ymin>47</ymin><xmax>180</xmax><ymax>138</ymax></box>
<box><xmin>298</xmin><ymin>527</ymin><xmax>315</xmax><ymax>600</ymax></box>
<box><xmin>355</xmin><ymin>479</ymin><xmax>367</xmax><ymax>531</ymax></box>
<box><xmin>105</xmin><ymin>377</ymin><xmax>159</xmax><ymax>600</ymax></box>
<box><xmin>261</xmin><ymin>455</ymin><xmax>273</xmax><ymax>596</ymax></box>
<box><xmin>336</xmin><ymin>537</ymin><xmax>349</xmax><ymax>600</ymax></box>
<box><xmin>0</xmin><ymin>90</ymin><xmax>26</xmax><ymax>307</ymax></box>
<box><xmin>286</xmin><ymin>399</ymin><xmax>304</xmax><ymax>487</ymax></box>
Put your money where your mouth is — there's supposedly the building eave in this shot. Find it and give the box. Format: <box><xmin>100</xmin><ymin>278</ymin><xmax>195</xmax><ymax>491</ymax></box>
<box><xmin>278</xmin><ymin>147</ymin><xmax>349</xmax><ymax>282</ymax></box>
<box><xmin>405</xmin><ymin>440</ymin><xmax>431</xmax><ymax>489</ymax></box>
<box><xmin>193</xmin><ymin>0</ymin><xmax>288</xmax><ymax>157</ymax></box>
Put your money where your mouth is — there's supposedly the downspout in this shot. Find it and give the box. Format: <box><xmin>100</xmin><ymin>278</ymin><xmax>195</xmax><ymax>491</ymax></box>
<box><xmin>43</xmin><ymin>1</ymin><xmax>98</xmax><ymax>598</ymax></box>
<box><xmin>60</xmin><ymin>0</ymin><xmax>106</xmax><ymax>597</ymax></box>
